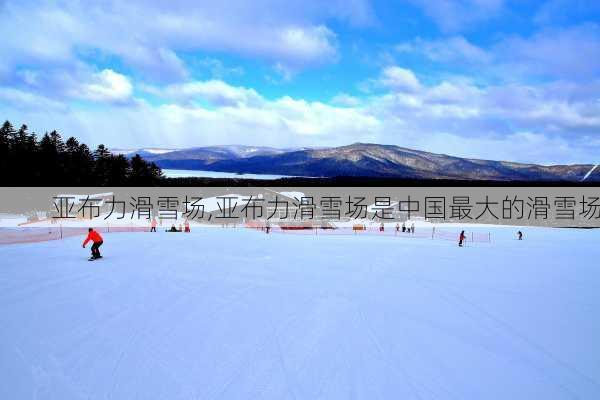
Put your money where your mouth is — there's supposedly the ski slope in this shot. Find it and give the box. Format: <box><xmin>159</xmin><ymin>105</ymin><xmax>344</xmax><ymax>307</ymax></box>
<box><xmin>1</xmin><ymin>227</ymin><xmax>599</xmax><ymax>399</ymax></box>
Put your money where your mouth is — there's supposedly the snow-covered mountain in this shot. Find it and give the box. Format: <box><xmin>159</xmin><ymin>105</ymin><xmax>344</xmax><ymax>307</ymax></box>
<box><xmin>110</xmin><ymin>147</ymin><xmax>179</xmax><ymax>157</ymax></box>
<box><xmin>130</xmin><ymin>143</ymin><xmax>599</xmax><ymax>182</ymax></box>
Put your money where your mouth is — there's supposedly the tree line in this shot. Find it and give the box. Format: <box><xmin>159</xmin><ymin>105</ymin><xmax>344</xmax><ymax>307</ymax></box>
<box><xmin>0</xmin><ymin>120</ymin><xmax>163</xmax><ymax>186</ymax></box>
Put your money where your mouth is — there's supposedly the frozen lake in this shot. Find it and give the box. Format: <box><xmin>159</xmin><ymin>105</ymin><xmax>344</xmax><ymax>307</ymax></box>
<box><xmin>1</xmin><ymin>227</ymin><xmax>599</xmax><ymax>399</ymax></box>
<box><xmin>162</xmin><ymin>169</ymin><xmax>304</xmax><ymax>180</ymax></box>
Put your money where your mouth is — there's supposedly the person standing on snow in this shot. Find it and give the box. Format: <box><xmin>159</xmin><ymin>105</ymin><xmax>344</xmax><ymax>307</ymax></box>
<box><xmin>517</xmin><ymin>231</ymin><xmax>523</xmax><ymax>240</ymax></box>
<box><xmin>411</xmin><ymin>222</ymin><xmax>415</xmax><ymax>234</ymax></box>
<box><xmin>458</xmin><ymin>230</ymin><xmax>466</xmax><ymax>247</ymax></box>
<box><xmin>83</xmin><ymin>228</ymin><xmax>104</xmax><ymax>259</ymax></box>
<box><xmin>150</xmin><ymin>217</ymin><xmax>157</xmax><ymax>232</ymax></box>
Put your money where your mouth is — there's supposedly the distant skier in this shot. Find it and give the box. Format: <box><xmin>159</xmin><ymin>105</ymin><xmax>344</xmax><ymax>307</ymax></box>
<box><xmin>150</xmin><ymin>217</ymin><xmax>157</xmax><ymax>232</ymax></box>
<box><xmin>458</xmin><ymin>230</ymin><xmax>466</xmax><ymax>247</ymax></box>
<box><xmin>411</xmin><ymin>222</ymin><xmax>415</xmax><ymax>234</ymax></box>
<box><xmin>402</xmin><ymin>222</ymin><xmax>406</xmax><ymax>233</ymax></box>
<box><xmin>380</xmin><ymin>222</ymin><xmax>385</xmax><ymax>232</ymax></box>
<box><xmin>83</xmin><ymin>228</ymin><xmax>103</xmax><ymax>260</ymax></box>
<box><xmin>184</xmin><ymin>220</ymin><xmax>190</xmax><ymax>233</ymax></box>
<box><xmin>517</xmin><ymin>231</ymin><xmax>523</xmax><ymax>240</ymax></box>
<box><xmin>395</xmin><ymin>222</ymin><xmax>400</xmax><ymax>233</ymax></box>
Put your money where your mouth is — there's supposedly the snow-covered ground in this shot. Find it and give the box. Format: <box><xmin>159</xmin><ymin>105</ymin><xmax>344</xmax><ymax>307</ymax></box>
<box><xmin>1</xmin><ymin>227</ymin><xmax>599</xmax><ymax>399</ymax></box>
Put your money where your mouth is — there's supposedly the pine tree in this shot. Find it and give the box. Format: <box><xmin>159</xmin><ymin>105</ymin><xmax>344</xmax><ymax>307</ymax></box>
<box><xmin>77</xmin><ymin>143</ymin><xmax>95</xmax><ymax>185</ymax></box>
<box><xmin>1</xmin><ymin>120</ymin><xmax>164</xmax><ymax>186</ymax></box>
<box><xmin>129</xmin><ymin>154</ymin><xmax>162</xmax><ymax>185</ymax></box>
<box><xmin>93</xmin><ymin>144</ymin><xmax>112</xmax><ymax>185</ymax></box>
<box><xmin>107</xmin><ymin>154</ymin><xmax>131</xmax><ymax>186</ymax></box>
<box><xmin>0</xmin><ymin>121</ymin><xmax>15</xmax><ymax>185</ymax></box>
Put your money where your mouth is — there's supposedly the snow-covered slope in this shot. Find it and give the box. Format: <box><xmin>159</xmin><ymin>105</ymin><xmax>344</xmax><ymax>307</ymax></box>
<box><xmin>1</xmin><ymin>227</ymin><xmax>599</xmax><ymax>399</ymax></box>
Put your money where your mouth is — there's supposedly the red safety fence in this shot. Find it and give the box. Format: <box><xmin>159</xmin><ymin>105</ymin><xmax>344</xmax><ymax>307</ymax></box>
<box><xmin>1</xmin><ymin>223</ymin><xmax>492</xmax><ymax>245</ymax></box>
<box><xmin>246</xmin><ymin>222</ymin><xmax>492</xmax><ymax>243</ymax></box>
<box><xmin>0</xmin><ymin>226</ymin><xmax>148</xmax><ymax>245</ymax></box>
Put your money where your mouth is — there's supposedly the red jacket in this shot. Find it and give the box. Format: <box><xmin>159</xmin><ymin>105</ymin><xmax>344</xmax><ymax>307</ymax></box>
<box><xmin>83</xmin><ymin>230</ymin><xmax>103</xmax><ymax>246</ymax></box>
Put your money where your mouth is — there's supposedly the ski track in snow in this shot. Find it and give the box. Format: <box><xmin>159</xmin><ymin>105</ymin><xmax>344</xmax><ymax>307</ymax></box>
<box><xmin>581</xmin><ymin>164</ymin><xmax>598</xmax><ymax>181</ymax></box>
<box><xmin>1</xmin><ymin>228</ymin><xmax>600</xmax><ymax>399</ymax></box>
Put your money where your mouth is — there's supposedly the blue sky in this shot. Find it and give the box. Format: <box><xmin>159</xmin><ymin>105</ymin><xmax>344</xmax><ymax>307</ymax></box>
<box><xmin>1</xmin><ymin>0</ymin><xmax>600</xmax><ymax>164</ymax></box>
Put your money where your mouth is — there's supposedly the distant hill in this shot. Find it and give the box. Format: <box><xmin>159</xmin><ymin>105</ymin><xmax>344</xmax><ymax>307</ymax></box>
<box><xmin>117</xmin><ymin>143</ymin><xmax>600</xmax><ymax>182</ymax></box>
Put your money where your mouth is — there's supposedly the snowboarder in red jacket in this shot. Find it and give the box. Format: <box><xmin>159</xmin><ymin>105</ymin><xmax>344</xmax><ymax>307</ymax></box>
<box><xmin>83</xmin><ymin>228</ymin><xmax>104</xmax><ymax>259</ymax></box>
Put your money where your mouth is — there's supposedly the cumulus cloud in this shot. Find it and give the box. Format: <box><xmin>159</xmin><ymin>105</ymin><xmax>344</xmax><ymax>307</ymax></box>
<box><xmin>160</xmin><ymin>80</ymin><xmax>263</xmax><ymax>107</ymax></box>
<box><xmin>73</xmin><ymin>69</ymin><xmax>133</xmax><ymax>103</ymax></box>
<box><xmin>331</xmin><ymin>93</ymin><xmax>362</xmax><ymax>107</ymax></box>
<box><xmin>0</xmin><ymin>0</ymin><xmax>359</xmax><ymax>82</ymax></box>
<box><xmin>496</xmin><ymin>24</ymin><xmax>600</xmax><ymax>80</ymax></box>
<box><xmin>3</xmin><ymin>70</ymin><xmax>599</xmax><ymax>164</ymax></box>
<box><xmin>378</xmin><ymin>66</ymin><xmax>421</xmax><ymax>92</ymax></box>
<box><xmin>356</xmin><ymin>65</ymin><xmax>600</xmax><ymax>162</ymax></box>
<box><xmin>1</xmin><ymin>76</ymin><xmax>380</xmax><ymax>149</ymax></box>
<box><xmin>395</xmin><ymin>24</ymin><xmax>600</xmax><ymax>82</ymax></box>
<box><xmin>0</xmin><ymin>87</ymin><xmax>67</xmax><ymax>112</ymax></box>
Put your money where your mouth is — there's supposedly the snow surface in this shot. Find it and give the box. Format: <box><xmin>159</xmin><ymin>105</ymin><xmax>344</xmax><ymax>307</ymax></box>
<box><xmin>1</xmin><ymin>227</ymin><xmax>599</xmax><ymax>399</ymax></box>
<box><xmin>162</xmin><ymin>169</ymin><xmax>305</xmax><ymax>180</ymax></box>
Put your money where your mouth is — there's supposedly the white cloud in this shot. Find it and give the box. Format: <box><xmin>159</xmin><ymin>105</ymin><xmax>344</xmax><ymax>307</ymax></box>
<box><xmin>0</xmin><ymin>0</ymin><xmax>355</xmax><ymax>81</ymax></box>
<box><xmin>331</xmin><ymin>93</ymin><xmax>362</xmax><ymax>107</ymax></box>
<box><xmin>161</xmin><ymin>80</ymin><xmax>263</xmax><ymax>107</ymax></box>
<box><xmin>379</xmin><ymin>66</ymin><xmax>421</xmax><ymax>92</ymax></box>
<box><xmin>0</xmin><ymin>87</ymin><xmax>67</xmax><ymax>112</ymax></box>
<box><xmin>397</xmin><ymin>36</ymin><xmax>492</xmax><ymax>64</ymax></box>
<box><xmin>196</xmin><ymin>58</ymin><xmax>244</xmax><ymax>79</ymax></box>
<box><xmin>74</xmin><ymin>69</ymin><xmax>133</xmax><ymax>103</ymax></box>
<box><xmin>496</xmin><ymin>24</ymin><xmax>600</xmax><ymax>80</ymax></box>
<box><xmin>279</xmin><ymin>25</ymin><xmax>337</xmax><ymax>64</ymax></box>
<box><xmin>395</xmin><ymin>24</ymin><xmax>600</xmax><ymax>83</ymax></box>
<box><xmin>2</xmin><ymin>69</ymin><xmax>600</xmax><ymax>164</ymax></box>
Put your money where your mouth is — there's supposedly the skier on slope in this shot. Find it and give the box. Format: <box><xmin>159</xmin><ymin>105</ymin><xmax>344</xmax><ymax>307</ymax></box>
<box><xmin>458</xmin><ymin>230</ymin><xmax>466</xmax><ymax>247</ymax></box>
<box><xmin>83</xmin><ymin>228</ymin><xmax>104</xmax><ymax>259</ymax></box>
<box><xmin>150</xmin><ymin>217</ymin><xmax>157</xmax><ymax>232</ymax></box>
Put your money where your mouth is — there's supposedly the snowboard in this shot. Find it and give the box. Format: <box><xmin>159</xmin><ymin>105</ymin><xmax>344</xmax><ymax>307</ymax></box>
<box><xmin>88</xmin><ymin>256</ymin><xmax>103</xmax><ymax>261</ymax></box>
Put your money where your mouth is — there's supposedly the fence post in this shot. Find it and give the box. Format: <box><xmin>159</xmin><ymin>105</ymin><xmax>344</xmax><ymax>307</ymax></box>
<box><xmin>488</xmin><ymin>232</ymin><xmax>491</xmax><ymax>243</ymax></box>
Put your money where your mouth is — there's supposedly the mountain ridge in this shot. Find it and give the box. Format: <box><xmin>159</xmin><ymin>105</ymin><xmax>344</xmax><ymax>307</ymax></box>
<box><xmin>114</xmin><ymin>143</ymin><xmax>599</xmax><ymax>182</ymax></box>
